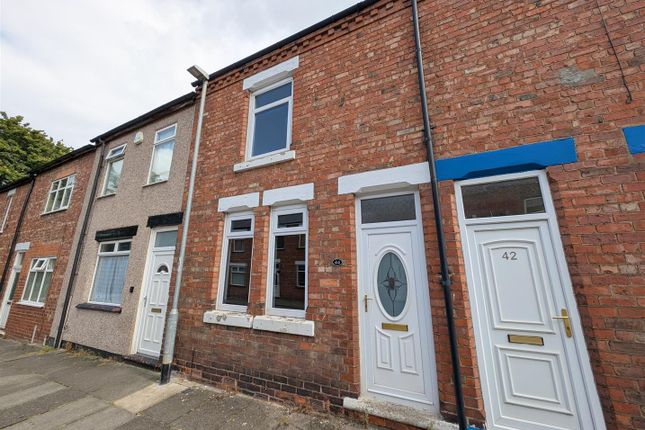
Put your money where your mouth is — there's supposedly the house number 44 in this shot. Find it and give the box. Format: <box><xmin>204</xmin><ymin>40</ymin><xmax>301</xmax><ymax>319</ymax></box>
<box><xmin>502</xmin><ymin>251</ymin><xmax>518</xmax><ymax>260</ymax></box>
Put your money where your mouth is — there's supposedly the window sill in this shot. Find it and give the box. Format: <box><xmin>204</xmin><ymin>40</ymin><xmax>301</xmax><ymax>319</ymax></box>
<box><xmin>96</xmin><ymin>193</ymin><xmax>116</xmax><ymax>200</ymax></box>
<box><xmin>143</xmin><ymin>179</ymin><xmax>169</xmax><ymax>188</ymax></box>
<box><xmin>203</xmin><ymin>310</ymin><xmax>253</xmax><ymax>328</ymax></box>
<box><xmin>252</xmin><ymin>315</ymin><xmax>314</xmax><ymax>337</ymax></box>
<box><xmin>16</xmin><ymin>301</ymin><xmax>44</xmax><ymax>308</ymax></box>
<box><xmin>41</xmin><ymin>207</ymin><xmax>70</xmax><ymax>216</ymax></box>
<box><xmin>233</xmin><ymin>150</ymin><xmax>295</xmax><ymax>172</ymax></box>
<box><xmin>76</xmin><ymin>302</ymin><xmax>122</xmax><ymax>313</ymax></box>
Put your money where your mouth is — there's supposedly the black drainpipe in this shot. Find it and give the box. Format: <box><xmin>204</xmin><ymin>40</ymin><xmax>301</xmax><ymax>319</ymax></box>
<box><xmin>54</xmin><ymin>141</ymin><xmax>107</xmax><ymax>348</ymax></box>
<box><xmin>0</xmin><ymin>175</ymin><xmax>36</xmax><ymax>301</ymax></box>
<box><xmin>411</xmin><ymin>1</ymin><xmax>467</xmax><ymax>429</ymax></box>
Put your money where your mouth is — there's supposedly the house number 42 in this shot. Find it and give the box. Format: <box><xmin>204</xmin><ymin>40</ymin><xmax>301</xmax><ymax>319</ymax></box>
<box><xmin>502</xmin><ymin>251</ymin><xmax>518</xmax><ymax>260</ymax></box>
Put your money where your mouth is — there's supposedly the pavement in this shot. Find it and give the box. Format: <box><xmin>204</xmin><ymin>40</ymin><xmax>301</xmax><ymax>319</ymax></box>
<box><xmin>0</xmin><ymin>338</ymin><xmax>373</xmax><ymax>430</ymax></box>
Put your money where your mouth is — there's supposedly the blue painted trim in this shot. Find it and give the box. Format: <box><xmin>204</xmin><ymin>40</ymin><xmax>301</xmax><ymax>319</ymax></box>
<box><xmin>623</xmin><ymin>125</ymin><xmax>645</xmax><ymax>155</ymax></box>
<box><xmin>436</xmin><ymin>138</ymin><xmax>577</xmax><ymax>181</ymax></box>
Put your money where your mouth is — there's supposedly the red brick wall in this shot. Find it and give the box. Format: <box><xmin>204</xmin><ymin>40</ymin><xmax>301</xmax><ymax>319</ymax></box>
<box><xmin>3</xmin><ymin>150</ymin><xmax>95</xmax><ymax>344</ymax></box>
<box><xmin>174</xmin><ymin>0</ymin><xmax>644</xmax><ymax>428</ymax></box>
<box><xmin>0</xmin><ymin>184</ymin><xmax>31</xmax><ymax>288</ymax></box>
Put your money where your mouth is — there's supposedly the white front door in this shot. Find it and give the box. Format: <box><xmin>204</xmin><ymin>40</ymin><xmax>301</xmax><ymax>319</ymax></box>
<box><xmin>137</xmin><ymin>251</ymin><xmax>173</xmax><ymax>357</ymax></box>
<box><xmin>357</xmin><ymin>192</ymin><xmax>439</xmax><ymax>412</ymax></box>
<box><xmin>457</xmin><ymin>171</ymin><xmax>605</xmax><ymax>430</ymax></box>
<box><xmin>0</xmin><ymin>252</ymin><xmax>24</xmax><ymax>329</ymax></box>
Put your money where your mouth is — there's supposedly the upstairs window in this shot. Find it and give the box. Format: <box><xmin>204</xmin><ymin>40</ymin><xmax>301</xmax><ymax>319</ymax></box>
<box><xmin>218</xmin><ymin>213</ymin><xmax>254</xmax><ymax>311</ymax></box>
<box><xmin>148</xmin><ymin>124</ymin><xmax>176</xmax><ymax>184</ymax></box>
<box><xmin>44</xmin><ymin>175</ymin><xmax>75</xmax><ymax>214</ymax></box>
<box><xmin>102</xmin><ymin>144</ymin><xmax>126</xmax><ymax>196</ymax></box>
<box><xmin>1</xmin><ymin>190</ymin><xmax>15</xmax><ymax>233</ymax></box>
<box><xmin>21</xmin><ymin>257</ymin><xmax>56</xmax><ymax>306</ymax></box>
<box><xmin>247</xmin><ymin>79</ymin><xmax>293</xmax><ymax>159</ymax></box>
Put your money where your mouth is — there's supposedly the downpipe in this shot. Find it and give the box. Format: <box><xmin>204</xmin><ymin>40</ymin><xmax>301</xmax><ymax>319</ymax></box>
<box><xmin>410</xmin><ymin>1</ymin><xmax>468</xmax><ymax>429</ymax></box>
<box><xmin>160</xmin><ymin>76</ymin><xmax>209</xmax><ymax>384</ymax></box>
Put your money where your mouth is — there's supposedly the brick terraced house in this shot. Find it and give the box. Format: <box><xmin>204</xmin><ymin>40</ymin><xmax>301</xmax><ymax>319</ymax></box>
<box><xmin>170</xmin><ymin>1</ymin><xmax>644</xmax><ymax>429</ymax></box>
<box><xmin>0</xmin><ymin>145</ymin><xmax>96</xmax><ymax>343</ymax></box>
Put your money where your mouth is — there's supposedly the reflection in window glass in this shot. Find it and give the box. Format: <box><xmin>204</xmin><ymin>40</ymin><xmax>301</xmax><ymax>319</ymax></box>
<box><xmin>223</xmin><ymin>238</ymin><xmax>252</xmax><ymax>306</ymax></box>
<box><xmin>148</xmin><ymin>125</ymin><xmax>176</xmax><ymax>184</ymax></box>
<box><xmin>462</xmin><ymin>177</ymin><xmax>545</xmax><ymax>219</ymax></box>
<box><xmin>249</xmin><ymin>81</ymin><xmax>292</xmax><ymax>157</ymax></box>
<box><xmin>273</xmin><ymin>234</ymin><xmax>306</xmax><ymax>310</ymax></box>
<box><xmin>103</xmin><ymin>158</ymin><xmax>123</xmax><ymax>195</ymax></box>
<box><xmin>361</xmin><ymin>194</ymin><xmax>416</xmax><ymax>224</ymax></box>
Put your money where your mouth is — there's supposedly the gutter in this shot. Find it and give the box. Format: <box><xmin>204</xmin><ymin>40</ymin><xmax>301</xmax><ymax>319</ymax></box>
<box><xmin>54</xmin><ymin>141</ymin><xmax>107</xmax><ymax>348</ymax></box>
<box><xmin>0</xmin><ymin>175</ymin><xmax>36</xmax><ymax>303</ymax></box>
<box><xmin>410</xmin><ymin>1</ymin><xmax>468</xmax><ymax>429</ymax></box>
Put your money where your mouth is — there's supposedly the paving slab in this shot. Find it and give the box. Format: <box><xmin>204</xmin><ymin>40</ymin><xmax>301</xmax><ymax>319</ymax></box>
<box><xmin>6</xmin><ymin>396</ymin><xmax>109</xmax><ymax>430</ymax></box>
<box><xmin>0</xmin><ymin>387</ymin><xmax>86</xmax><ymax>428</ymax></box>
<box><xmin>139</xmin><ymin>387</ymin><xmax>221</xmax><ymax>424</ymax></box>
<box><xmin>0</xmin><ymin>374</ymin><xmax>45</xmax><ymax>397</ymax></box>
<box><xmin>115</xmin><ymin>415</ymin><xmax>171</xmax><ymax>430</ymax></box>
<box><xmin>64</xmin><ymin>405</ymin><xmax>135</xmax><ymax>430</ymax></box>
<box><xmin>0</xmin><ymin>381</ymin><xmax>66</xmax><ymax>410</ymax></box>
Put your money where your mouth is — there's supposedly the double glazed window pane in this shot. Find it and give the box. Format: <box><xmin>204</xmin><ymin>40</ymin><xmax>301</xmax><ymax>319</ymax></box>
<box><xmin>45</xmin><ymin>176</ymin><xmax>74</xmax><ymax>213</ymax></box>
<box><xmin>361</xmin><ymin>194</ymin><xmax>416</xmax><ymax>224</ymax></box>
<box><xmin>22</xmin><ymin>258</ymin><xmax>55</xmax><ymax>304</ymax></box>
<box><xmin>155</xmin><ymin>231</ymin><xmax>177</xmax><ymax>248</ymax></box>
<box><xmin>149</xmin><ymin>140</ymin><xmax>174</xmax><ymax>183</ymax></box>
<box><xmin>90</xmin><ymin>255</ymin><xmax>129</xmax><ymax>304</ymax></box>
<box><xmin>251</xmin><ymin>82</ymin><xmax>291</xmax><ymax>157</ymax></box>
<box><xmin>461</xmin><ymin>177</ymin><xmax>545</xmax><ymax>219</ymax></box>
<box><xmin>272</xmin><ymin>234</ymin><xmax>306</xmax><ymax>310</ymax></box>
<box><xmin>104</xmin><ymin>159</ymin><xmax>123</xmax><ymax>195</ymax></box>
<box><xmin>223</xmin><ymin>238</ymin><xmax>253</xmax><ymax>306</ymax></box>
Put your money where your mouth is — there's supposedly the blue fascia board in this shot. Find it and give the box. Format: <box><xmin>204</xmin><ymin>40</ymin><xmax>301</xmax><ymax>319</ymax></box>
<box><xmin>623</xmin><ymin>125</ymin><xmax>645</xmax><ymax>155</ymax></box>
<box><xmin>436</xmin><ymin>138</ymin><xmax>577</xmax><ymax>181</ymax></box>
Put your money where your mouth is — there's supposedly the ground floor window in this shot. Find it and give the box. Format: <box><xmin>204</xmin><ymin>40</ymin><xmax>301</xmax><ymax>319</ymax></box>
<box><xmin>219</xmin><ymin>213</ymin><xmax>254</xmax><ymax>310</ymax></box>
<box><xmin>268</xmin><ymin>206</ymin><xmax>307</xmax><ymax>316</ymax></box>
<box><xmin>21</xmin><ymin>257</ymin><xmax>56</xmax><ymax>305</ymax></box>
<box><xmin>89</xmin><ymin>240</ymin><xmax>131</xmax><ymax>305</ymax></box>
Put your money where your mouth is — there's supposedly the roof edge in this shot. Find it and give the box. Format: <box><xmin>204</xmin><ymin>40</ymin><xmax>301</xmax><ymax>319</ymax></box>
<box><xmin>0</xmin><ymin>144</ymin><xmax>96</xmax><ymax>194</ymax></box>
<box><xmin>91</xmin><ymin>92</ymin><xmax>195</xmax><ymax>143</ymax></box>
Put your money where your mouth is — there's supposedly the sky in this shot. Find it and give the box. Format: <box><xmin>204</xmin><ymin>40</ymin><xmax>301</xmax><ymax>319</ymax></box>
<box><xmin>0</xmin><ymin>0</ymin><xmax>359</xmax><ymax>148</ymax></box>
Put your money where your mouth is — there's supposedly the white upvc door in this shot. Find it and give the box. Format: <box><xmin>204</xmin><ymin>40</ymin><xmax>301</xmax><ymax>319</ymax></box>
<box><xmin>137</xmin><ymin>251</ymin><xmax>173</xmax><ymax>357</ymax></box>
<box><xmin>456</xmin><ymin>171</ymin><xmax>606</xmax><ymax>430</ymax></box>
<box><xmin>357</xmin><ymin>191</ymin><xmax>439</xmax><ymax>413</ymax></box>
<box><xmin>0</xmin><ymin>252</ymin><xmax>24</xmax><ymax>329</ymax></box>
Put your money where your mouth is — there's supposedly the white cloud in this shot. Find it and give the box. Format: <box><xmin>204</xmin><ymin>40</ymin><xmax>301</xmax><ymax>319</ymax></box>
<box><xmin>0</xmin><ymin>0</ymin><xmax>359</xmax><ymax>148</ymax></box>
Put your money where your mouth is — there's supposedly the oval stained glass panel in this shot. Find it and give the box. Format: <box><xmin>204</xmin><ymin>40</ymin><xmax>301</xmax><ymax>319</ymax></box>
<box><xmin>376</xmin><ymin>252</ymin><xmax>408</xmax><ymax>318</ymax></box>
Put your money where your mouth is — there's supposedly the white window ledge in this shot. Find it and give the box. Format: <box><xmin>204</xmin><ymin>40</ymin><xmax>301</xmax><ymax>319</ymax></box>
<box><xmin>262</xmin><ymin>183</ymin><xmax>314</xmax><ymax>206</ymax></box>
<box><xmin>234</xmin><ymin>151</ymin><xmax>295</xmax><ymax>173</ymax></box>
<box><xmin>252</xmin><ymin>315</ymin><xmax>314</xmax><ymax>337</ymax></box>
<box><xmin>203</xmin><ymin>310</ymin><xmax>253</xmax><ymax>328</ymax></box>
<box><xmin>16</xmin><ymin>301</ymin><xmax>44</xmax><ymax>308</ymax></box>
<box><xmin>218</xmin><ymin>192</ymin><xmax>260</xmax><ymax>213</ymax></box>
<box><xmin>15</xmin><ymin>242</ymin><xmax>30</xmax><ymax>252</ymax></box>
<box><xmin>338</xmin><ymin>162</ymin><xmax>431</xmax><ymax>195</ymax></box>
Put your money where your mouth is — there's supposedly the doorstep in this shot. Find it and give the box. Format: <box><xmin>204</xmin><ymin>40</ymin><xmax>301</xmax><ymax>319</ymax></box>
<box><xmin>122</xmin><ymin>353</ymin><xmax>161</xmax><ymax>370</ymax></box>
<box><xmin>343</xmin><ymin>397</ymin><xmax>458</xmax><ymax>430</ymax></box>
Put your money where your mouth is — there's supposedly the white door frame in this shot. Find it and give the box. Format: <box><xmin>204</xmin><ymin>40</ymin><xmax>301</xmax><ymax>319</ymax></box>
<box><xmin>355</xmin><ymin>189</ymin><xmax>439</xmax><ymax>412</ymax></box>
<box><xmin>131</xmin><ymin>226</ymin><xmax>177</xmax><ymax>356</ymax></box>
<box><xmin>0</xmin><ymin>251</ymin><xmax>24</xmax><ymax>329</ymax></box>
<box><xmin>455</xmin><ymin>169</ymin><xmax>606</xmax><ymax>429</ymax></box>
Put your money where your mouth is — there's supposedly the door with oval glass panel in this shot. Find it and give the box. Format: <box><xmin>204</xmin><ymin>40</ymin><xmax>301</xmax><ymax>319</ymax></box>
<box><xmin>136</xmin><ymin>228</ymin><xmax>177</xmax><ymax>358</ymax></box>
<box><xmin>357</xmin><ymin>192</ymin><xmax>439</xmax><ymax>412</ymax></box>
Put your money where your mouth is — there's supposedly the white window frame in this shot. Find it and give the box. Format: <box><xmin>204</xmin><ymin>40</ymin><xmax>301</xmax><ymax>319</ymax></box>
<box><xmin>295</xmin><ymin>261</ymin><xmax>306</xmax><ymax>288</ymax></box>
<box><xmin>228</xmin><ymin>263</ymin><xmax>248</xmax><ymax>287</ymax></box>
<box><xmin>102</xmin><ymin>144</ymin><xmax>126</xmax><ymax>196</ymax></box>
<box><xmin>245</xmin><ymin>78</ymin><xmax>294</xmax><ymax>161</ymax></box>
<box><xmin>43</xmin><ymin>175</ymin><xmax>75</xmax><ymax>214</ymax></box>
<box><xmin>266</xmin><ymin>204</ymin><xmax>308</xmax><ymax>318</ymax></box>
<box><xmin>217</xmin><ymin>212</ymin><xmax>254</xmax><ymax>312</ymax></box>
<box><xmin>147</xmin><ymin>124</ymin><xmax>177</xmax><ymax>185</ymax></box>
<box><xmin>19</xmin><ymin>257</ymin><xmax>56</xmax><ymax>307</ymax></box>
<box><xmin>1</xmin><ymin>191</ymin><xmax>14</xmax><ymax>233</ymax></box>
<box><xmin>88</xmin><ymin>239</ymin><xmax>132</xmax><ymax>306</ymax></box>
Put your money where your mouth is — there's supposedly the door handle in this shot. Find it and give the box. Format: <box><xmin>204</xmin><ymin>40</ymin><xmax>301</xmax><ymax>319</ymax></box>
<box><xmin>363</xmin><ymin>294</ymin><xmax>373</xmax><ymax>312</ymax></box>
<box><xmin>552</xmin><ymin>308</ymin><xmax>573</xmax><ymax>338</ymax></box>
